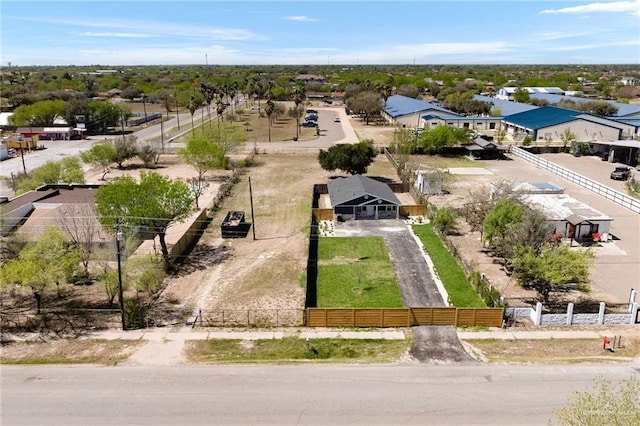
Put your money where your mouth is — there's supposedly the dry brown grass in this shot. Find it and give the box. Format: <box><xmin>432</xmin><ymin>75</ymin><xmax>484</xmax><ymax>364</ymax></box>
<box><xmin>464</xmin><ymin>337</ymin><xmax>640</xmax><ymax>364</ymax></box>
<box><xmin>0</xmin><ymin>339</ymin><xmax>144</xmax><ymax>365</ymax></box>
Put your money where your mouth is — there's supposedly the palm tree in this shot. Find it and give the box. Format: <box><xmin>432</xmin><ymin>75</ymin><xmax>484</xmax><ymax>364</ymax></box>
<box><xmin>215</xmin><ymin>97</ymin><xmax>225</xmax><ymax>129</ymax></box>
<box><xmin>187</xmin><ymin>96</ymin><xmax>198</xmax><ymax>135</ymax></box>
<box><xmin>292</xmin><ymin>84</ymin><xmax>306</xmax><ymax>140</ymax></box>
<box><xmin>264</xmin><ymin>99</ymin><xmax>275</xmax><ymax>142</ymax></box>
<box><xmin>200</xmin><ymin>83</ymin><xmax>216</xmax><ymax>128</ymax></box>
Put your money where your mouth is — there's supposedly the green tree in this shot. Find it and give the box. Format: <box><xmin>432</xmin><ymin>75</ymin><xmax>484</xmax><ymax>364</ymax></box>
<box><xmin>345</xmin><ymin>91</ymin><xmax>381</xmax><ymax>125</ymax></box>
<box><xmin>559</xmin><ymin>127</ymin><xmax>576</xmax><ymax>149</ymax></box>
<box><xmin>432</xmin><ymin>206</ymin><xmax>456</xmax><ymax>235</ymax></box>
<box><xmin>9</xmin><ymin>100</ymin><xmax>67</xmax><ymax>127</ymax></box>
<box><xmin>113</xmin><ymin>135</ymin><xmax>139</xmax><ymax>168</ymax></box>
<box><xmin>318</xmin><ymin>140</ymin><xmax>377</xmax><ymax>175</ymax></box>
<box><xmin>513</xmin><ymin>87</ymin><xmax>530</xmax><ymax>103</ymax></box>
<box><xmin>482</xmin><ymin>199</ymin><xmax>524</xmax><ymax>256</ymax></box>
<box><xmin>0</xmin><ymin>226</ymin><xmax>81</xmax><ymax>313</ymax></box>
<box><xmin>418</xmin><ymin>125</ymin><xmax>471</xmax><ymax>154</ymax></box>
<box><xmin>80</xmin><ymin>140</ymin><xmax>117</xmax><ymax>180</ymax></box>
<box><xmin>510</xmin><ymin>243</ymin><xmax>594</xmax><ymax>302</ymax></box>
<box><xmin>553</xmin><ymin>375</ymin><xmax>640</xmax><ymax>426</ymax></box>
<box><xmin>95</xmin><ymin>172</ymin><xmax>194</xmax><ymax>267</ymax></box>
<box><xmin>125</xmin><ymin>254</ymin><xmax>166</xmax><ymax>297</ymax></box>
<box><xmin>15</xmin><ymin>157</ymin><xmax>85</xmax><ymax>195</ymax></box>
<box><xmin>89</xmin><ymin>101</ymin><xmax>129</xmax><ymax>134</ymax></box>
<box><xmin>179</xmin><ymin>132</ymin><xmax>226</xmax><ymax>208</ymax></box>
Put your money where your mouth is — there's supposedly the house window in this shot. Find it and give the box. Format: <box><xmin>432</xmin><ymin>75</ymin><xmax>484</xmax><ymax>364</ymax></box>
<box><xmin>463</xmin><ymin>123</ymin><xmax>470</xmax><ymax>128</ymax></box>
<box><xmin>489</xmin><ymin>123</ymin><xmax>496</xmax><ymax>129</ymax></box>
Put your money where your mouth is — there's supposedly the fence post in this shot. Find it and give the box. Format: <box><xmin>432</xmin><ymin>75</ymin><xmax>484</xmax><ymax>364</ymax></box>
<box><xmin>535</xmin><ymin>302</ymin><xmax>542</xmax><ymax>326</ymax></box>
<box><xmin>566</xmin><ymin>303</ymin><xmax>574</xmax><ymax>325</ymax></box>
<box><xmin>199</xmin><ymin>308</ymin><xmax>203</xmax><ymax>327</ymax></box>
<box><xmin>598</xmin><ymin>302</ymin><xmax>606</xmax><ymax>325</ymax></box>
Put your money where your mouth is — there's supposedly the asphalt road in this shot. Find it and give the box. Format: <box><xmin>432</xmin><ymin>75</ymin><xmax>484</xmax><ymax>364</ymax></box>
<box><xmin>2</xmin><ymin>363</ymin><xmax>637</xmax><ymax>425</ymax></box>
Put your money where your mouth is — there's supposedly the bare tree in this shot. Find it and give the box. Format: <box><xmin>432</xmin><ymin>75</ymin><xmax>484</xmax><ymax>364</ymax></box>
<box><xmin>459</xmin><ymin>180</ymin><xmax>522</xmax><ymax>238</ymax></box>
<box><xmin>56</xmin><ymin>203</ymin><xmax>101</xmax><ymax>275</ymax></box>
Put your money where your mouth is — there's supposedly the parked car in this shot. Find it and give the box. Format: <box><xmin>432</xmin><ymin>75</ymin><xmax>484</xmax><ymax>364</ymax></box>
<box><xmin>302</xmin><ymin>121</ymin><xmax>318</xmax><ymax>127</ymax></box>
<box><xmin>250</xmin><ymin>105</ymin><xmax>260</xmax><ymax>110</ymax></box>
<box><xmin>333</xmin><ymin>116</ymin><xmax>340</xmax><ymax>122</ymax></box>
<box><xmin>610</xmin><ymin>166</ymin><xmax>631</xmax><ymax>180</ymax></box>
<box><xmin>305</xmin><ymin>113</ymin><xmax>318</xmax><ymax>121</ymax></box>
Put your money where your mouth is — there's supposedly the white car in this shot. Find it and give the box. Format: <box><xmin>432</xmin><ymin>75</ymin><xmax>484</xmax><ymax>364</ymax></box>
<box><xmin>333</xmin><ymin>116</ymin><xmax>340</xmax><ymax>122</ymax></box>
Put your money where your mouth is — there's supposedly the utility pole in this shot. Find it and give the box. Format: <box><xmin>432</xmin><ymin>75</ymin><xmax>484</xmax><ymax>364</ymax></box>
<box><xmin>175</xmin><ymin>92</ymin><xmax>181</xmax><ymax>130</ymax></box>
<box><xmin>116</xmin><ymin>229</ymin><xmax>126</xmax><ymax>330</ymax></box>
<box><xmin>249</xmin><ymin>176</ymin><xmax>256</xmax><ymax>240</ymax></box>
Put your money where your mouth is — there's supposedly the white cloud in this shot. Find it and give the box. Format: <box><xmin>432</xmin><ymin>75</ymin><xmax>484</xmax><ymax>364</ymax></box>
<box><xmin>75</xmin><ymin>32</ymin><xmax>156</xmax><ymax>38</ymax></box>
<box><xmin>283</xmin><ymin>16</ymin><xmax>320</xmax><ymax>22</ymax></box>
<box><xmin>539</xmin><ymin>0</ymin><xmax>640</xmax><ymax>15</ymax></box>
<box><xmin>14</xmin><ymin>16</ymin><xmax>265</xmax><ymax>41</ymax></box>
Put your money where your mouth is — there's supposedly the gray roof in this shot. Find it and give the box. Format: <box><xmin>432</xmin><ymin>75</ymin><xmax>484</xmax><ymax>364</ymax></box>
<box><xmin>385</xmin><ymin>95</ymin><xmax>460</xmax><ymax>118</ymax></box>
<box><xmin>327</xmin><ymin>175</ymin><xmax>400</xmax><ymax>206</ymax></box>
<box><xmin>474</xmin><ymin>95</ymin><xmax>539</xmax><ymax>116</ymax></box>
<box><xmin>529</xmin><ymin>93</ymin><xmax>640</xmax><ymax>117</ymax></box>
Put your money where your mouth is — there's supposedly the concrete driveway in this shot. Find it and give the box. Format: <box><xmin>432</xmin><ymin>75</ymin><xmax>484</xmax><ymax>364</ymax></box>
<box><xmin>334</xmin><ymin>219</ymin><xmax>445</xmax><ymax>307</ymax></box>
<box><xmin>333</xmin><ymin>219</ymin><xmax>475</xmax><ymax>363</ymax></box>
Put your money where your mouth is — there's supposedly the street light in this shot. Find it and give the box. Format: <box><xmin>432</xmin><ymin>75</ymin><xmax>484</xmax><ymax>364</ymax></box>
<box><xmin>116</xmin><ymin>230</ymin><xmax>126</xmax><ymax>330</ymax></box>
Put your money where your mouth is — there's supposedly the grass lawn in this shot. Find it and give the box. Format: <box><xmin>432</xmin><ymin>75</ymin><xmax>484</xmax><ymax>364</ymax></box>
<box><xmin>185</xmin><ymin>337</ymin><xmax>410</xmax><ymax>364</ymax></box>
<box><xmin>411</xmin><ymin>224</ymin><xmax>484</xmax><ymax>307</ymax></box>
<box><xmin>317</xmin><ymin>237</ymin><xmax>404</xmax><ymax>308</ymax></box>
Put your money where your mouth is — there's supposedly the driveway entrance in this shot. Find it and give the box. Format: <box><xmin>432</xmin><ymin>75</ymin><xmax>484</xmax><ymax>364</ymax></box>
<box><xmin>334</xmin><ymin>219</ymin><xmax>444</xmax><ymax>306</ymax></box>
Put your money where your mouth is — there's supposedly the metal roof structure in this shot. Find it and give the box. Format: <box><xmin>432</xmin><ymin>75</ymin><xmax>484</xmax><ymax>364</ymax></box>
<box><xmin>499</xmin><ymin>87</ymin><xmax>565</xmax><ymax>95</ymax></box>
<box><xmin>327</xmin><ymin>175</ymin><xmax>400</xmax><ymax>207</ymax></box>
<box><xmin>522</xmin><ymin>193</ymin><xmax>612</xmax><ymax>222</ymax></box>
<box><xmin>529</xmin><ymin>93</ymin><xmax>640</xmax><ymax>118</ymax></box>
<box><xmin>502</xmin><ymin>106</ymin><xmax>580</xmax><ymax>130</ymax></box>
<box><xmin>384</xmin><ymin>95</ymin><xmax>459</xmax><ymax>118</ymax></box>
<box><xmin>473</xmin><ymin>95</ymin><xmax>539</xmax><ymax>116</ymax></box>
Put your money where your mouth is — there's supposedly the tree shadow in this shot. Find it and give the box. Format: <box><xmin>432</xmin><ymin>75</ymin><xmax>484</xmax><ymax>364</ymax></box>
<box><xmin>171</xmin><ymin>243</ymin><xmax>231</xmax><ymax>278</ymax></box>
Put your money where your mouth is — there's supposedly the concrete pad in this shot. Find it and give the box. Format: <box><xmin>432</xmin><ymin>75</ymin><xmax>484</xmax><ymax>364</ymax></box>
<box><xmin>447</xmin><ymin>167</ymin><xmax>494</xmax><ymax>175</ymax></box>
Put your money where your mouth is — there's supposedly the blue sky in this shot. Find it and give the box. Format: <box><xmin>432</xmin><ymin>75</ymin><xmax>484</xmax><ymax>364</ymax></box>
<box><xmin>2</xmin><ymin>0</ymin><xmax>639</xmax><ymax>66</ymax></box>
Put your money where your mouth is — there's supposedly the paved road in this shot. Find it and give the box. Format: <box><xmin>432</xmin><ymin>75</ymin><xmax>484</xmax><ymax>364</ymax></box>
<box><xmin>2</xmin><ymin>363</ymin><xmax>637</xmax><ymax>425</ymax></box>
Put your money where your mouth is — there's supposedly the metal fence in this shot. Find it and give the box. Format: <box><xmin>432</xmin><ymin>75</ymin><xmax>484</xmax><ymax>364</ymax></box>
<box><xmin>510</xmin><ymin>146</ymin><xmax>640</xmax><ymax>214</ymax></box>
<box><xmin>192</xmin><ymin>309</ymin><xmax>306</xmax><ymax>328</ymax></box>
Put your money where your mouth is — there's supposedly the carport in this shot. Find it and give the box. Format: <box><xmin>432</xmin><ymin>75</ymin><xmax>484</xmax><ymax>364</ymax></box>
<box><xmin>590</xmin><ymin>140</ymin><xmax>640</xmax><ymax>166</ymax></box>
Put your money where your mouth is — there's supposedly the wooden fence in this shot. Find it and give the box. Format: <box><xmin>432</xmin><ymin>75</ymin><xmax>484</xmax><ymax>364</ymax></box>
<box><xmin>399</xmin><ymin>205</ymin><xmax>427</xmax><ymax>217</ymax></box>
<box><xmin>306</xmin><ymin>307</ymin><xmax>504</xmax><ymax>328</ymax></box>
<box><xmin>312</xmin><ymin>208</ymin><xmax>334</xmax><ymax>221</ymax></box>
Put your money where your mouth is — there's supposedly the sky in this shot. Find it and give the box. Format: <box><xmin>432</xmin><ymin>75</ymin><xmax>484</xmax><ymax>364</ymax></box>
<box><xmin>1</xmin><ymin>0</ymin><xmax>639</xmax><ymax>66</ymax></box>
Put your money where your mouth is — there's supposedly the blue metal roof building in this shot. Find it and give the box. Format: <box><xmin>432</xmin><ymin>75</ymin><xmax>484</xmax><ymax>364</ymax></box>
<box><xmin>502</xmin><ymin>106</ymin><xmax>579</xmax><ymax>130</ymax></box>
<box><xmin>502</xmin><ymin>106</ymin><xmax>634</xmax><ymax>142</ymax></box>
<box><xmin>382</xmin><ymin>95</ymin><xmax>460</xmax><ymax>128</ymax></box>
